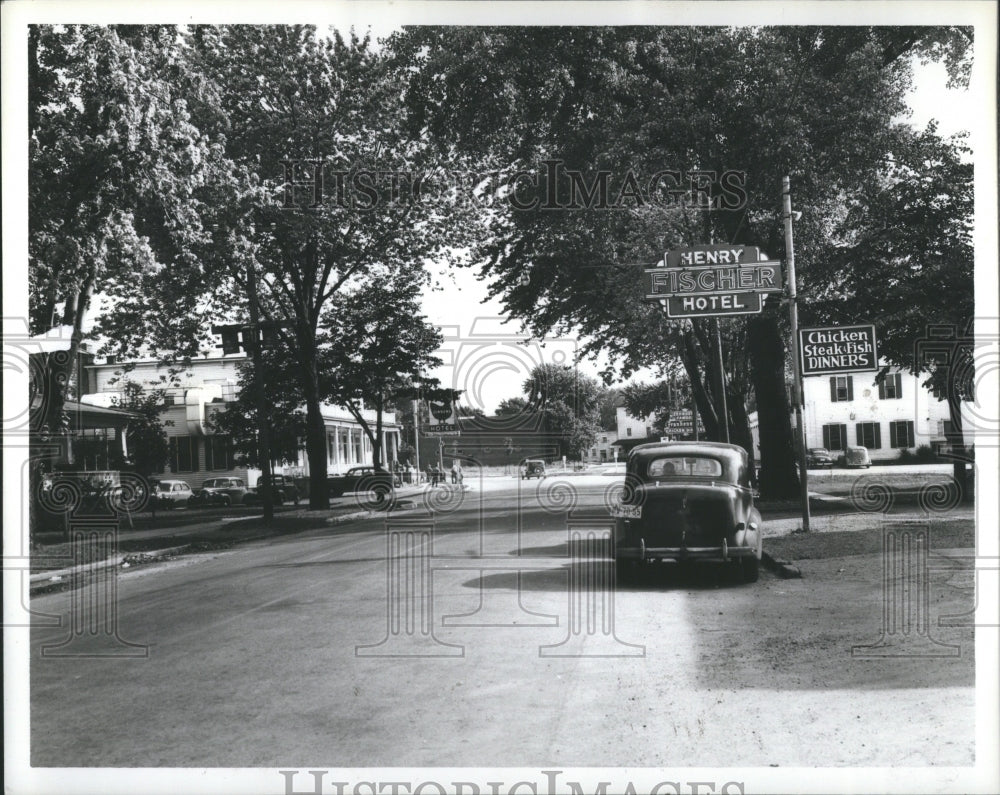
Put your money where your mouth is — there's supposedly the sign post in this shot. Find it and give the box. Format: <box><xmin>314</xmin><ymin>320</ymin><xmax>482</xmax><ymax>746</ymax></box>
<box><xmin>783</xmin><ymin>176</ymin><xmax>811</xmax><ymax>532</ymax></box>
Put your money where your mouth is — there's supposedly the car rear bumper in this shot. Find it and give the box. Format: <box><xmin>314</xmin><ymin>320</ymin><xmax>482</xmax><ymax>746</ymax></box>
<box><xmin>616</xmin><ymin>541</ymin><xmax>758</xmax><ymax>562</ymax></box>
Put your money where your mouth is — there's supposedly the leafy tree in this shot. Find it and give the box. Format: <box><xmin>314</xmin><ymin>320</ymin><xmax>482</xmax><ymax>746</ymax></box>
<box><xmin>212</xmin><ymin>275</ymin><xmax>444</xmax><ymax>474</ymax></box>
<box><xmin>390</xmin><ymin>25</ymin><xmax>972</xmax><ymax>497</ymax></box>
<box><xmin>93</xmin><ymin>26</ymin><xmax>472</xmax><ymax>508</ymax></box>
<box><xmin>809</xmin><ymin>127</ymin><xmax>974</xmax><ymax>492</ymax></box>
<box><xmin>522</xmin><ymin>363</ymin><xmax>602</xmax><ymax>459</ymax></box>
<box><xmin>621</xmin><ymin>381</ymin><xmax>675</xmax><ymax>436</ymax></box>
<box><xmin>108</xmin><ymin>381</ymin><xmax>174</xmax><ymax>477</ymax></box>
<box><xmin>495</xmin><ymin>396</ymin><xmax>528</xmax><ymax>417</ymax></box>
<box><xmin>597</xmin><ymin>387</ymin><xmax>621</xmax><ymax>432</ymax></box>
<box><xmin>28</xmin><ymin>25</ymin><xmax>216</xmax><ymax>462</ymax></box>
<box><xmin>322</xmin><ymin>275</ymin><xmax>445</xmax><ymax>469</ymax></box>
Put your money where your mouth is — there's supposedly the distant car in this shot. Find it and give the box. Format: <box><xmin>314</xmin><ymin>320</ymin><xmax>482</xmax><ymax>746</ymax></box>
<box><xmin>151</xmin><ymin>479</ymin><xmax>194</xmax><ymax>509</ymax></box>
<box><xmin>806</xmin><ymin>448</ymin><xmax>835</xmax><ymax>468</ymax></box>
<box><xmin>845</xmin><ymin>446</ymin><xmax>871</xmax><ymax>469</ymax></box>
<box><xmin>193</xmin><ymin>477</ymin><xmax>247</xmax><ymax>507</ymax></box>
<box><xmin>244</xmin><ymin>474</ymin><xmax>299</xmax><ymax>506</ymax></box>
<box><xmin>327</xmin><ymin>466</ymin><xmax>399</xmax><ymax>499</ymax></box>
<box><xmin>611</xmin><ymin>442</ymin><xmax>763</xmax><ymax>583</ymax></box>
<box><xmin>521</xmin><ymin>459</ymin><xmax>547</xmax><ymax>480</ymax></box>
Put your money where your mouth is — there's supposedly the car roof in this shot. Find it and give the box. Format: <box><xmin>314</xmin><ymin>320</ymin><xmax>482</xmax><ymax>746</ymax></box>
<box><xmin>629</xmin><ymin>441</ymin><xmax>747</xmax><ymax>460</ymax></box>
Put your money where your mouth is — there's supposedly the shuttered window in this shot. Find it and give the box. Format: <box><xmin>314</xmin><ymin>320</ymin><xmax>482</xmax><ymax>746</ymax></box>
<box><xmin>823</xmin><ymin>423</ymin><xmax>848</xmax><ymax>451</ymax></box>
<box><xmin>169</xmin><ymin>436</ymin><xmax>199</xmax><ymax>472</ymax></box>
<box><xmin>829</xmin><ymin>376</ymin><xmax>854</xmax><ymax>402</ymax></box>
<box><xmin>205</xmin><ymin>436</ymin><xmax>231</xmax><ymax>471</ymax></box>
<box><xmin>878</xmin><ymin>373</ymin><xmax>902</xmax><ymax>400</ymax></box>
<box><xmin>855</xmin><ymin>422</ymin><xmax>882</xmax><ymax>449</ymax></box>
<box><xmin>889</xmin><ymin>420</ymin><xmax>915</xmax><ymax>449</ymax></box>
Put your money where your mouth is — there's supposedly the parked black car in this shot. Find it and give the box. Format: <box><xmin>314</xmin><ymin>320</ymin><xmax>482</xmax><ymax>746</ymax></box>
<box><xmin>806</xmin><ymin>448</ymin><xmax>835</xmax><ymax>468</ymax></box>
<box><xmin>611</xmin><ymin>441</ymin><xmax>763</xmax><ymax>583</ymax></box>
<box><xmin>327</xmin><ymin>466</ymin><xmax>400</xmax><ymax>499</ymax></box>
<box><xmin>243</xmin><ymin>474</ymin><xmax>299</xmax><ymax>506</ymax></box>
<box><xmin>191</xmin><ymin>477</ymin><xmax>248</xmax><ymax>507</ymax></box>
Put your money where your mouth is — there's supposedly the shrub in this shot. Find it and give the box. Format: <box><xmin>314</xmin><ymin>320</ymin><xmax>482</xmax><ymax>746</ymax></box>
<box><xmin>915</xmin><ymin>444</ymin><xmax>938</xmax><ymax>463</ymax></box>
<box><xmin>896</xmin><ymin>448</ymin><xmax>916</xmax><ymax>463</ymax></box>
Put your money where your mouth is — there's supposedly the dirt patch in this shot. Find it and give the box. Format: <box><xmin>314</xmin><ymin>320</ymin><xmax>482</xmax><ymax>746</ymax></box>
<box><xmin>765</xmin><ymin>517</ymin><xmax>974</xmax><ymax>561</ymax></box>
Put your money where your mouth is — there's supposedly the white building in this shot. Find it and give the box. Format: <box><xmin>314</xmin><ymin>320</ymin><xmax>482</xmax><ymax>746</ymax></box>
<box><xmin>801</xmin><ymin>366</ymin><xmax>965</xmax><ymax>462</ymax></box>
<box><xmin>79</xmin><ymin>354</ymin><xmax>401</xmax><ymax>487</ymax></box>
<box><xmin>616</xmin><ymin>405</ymin><xmax>655</xmax><ymax>441</ymax></box>
<box><xmin>585</xmin><ymin>431</ymin><xmax>620</xmax><ymax>463</ymax></box>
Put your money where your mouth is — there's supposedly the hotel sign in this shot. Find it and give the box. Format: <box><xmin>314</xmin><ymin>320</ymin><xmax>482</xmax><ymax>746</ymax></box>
<box><xmin>424</xmin><ymin>399</ymin><xmax>461</xmax><ymax>435</ymax></box>
<box><xmin>799</xmin><ymin>324</ymin><xmax>878</xmax><ymax>375</ymax></box>
<box><xmin>643</xmin><ymin>245</ymin><xmax>783</xmax><ymax>318</ymax></box>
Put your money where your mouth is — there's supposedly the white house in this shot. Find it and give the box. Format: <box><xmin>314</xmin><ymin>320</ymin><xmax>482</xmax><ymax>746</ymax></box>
<box><xmin>616</xmin><ymin>405</ymin><xmax>655</xmax><ymax>442</ymax></box>
<box><xmin>585</xmin><ymin>430</ymin><xmax>620</xmax><ymax>463</ymax></box>
<box><xmin>801</xmin><ymin>366</ymin><xmax>966</xmax><ymax>461</ymax></box>
<box><xmin>79</xmin><ymin>353</ymin><xmax>401</xmax><ymax>488</ymax></box>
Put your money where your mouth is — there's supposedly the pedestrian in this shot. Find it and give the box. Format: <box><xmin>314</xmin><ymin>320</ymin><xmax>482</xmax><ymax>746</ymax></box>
<box><xmin>451</xmin><ymin>459</ymin><xmax>462</xmax><ymax>485</ymax></box>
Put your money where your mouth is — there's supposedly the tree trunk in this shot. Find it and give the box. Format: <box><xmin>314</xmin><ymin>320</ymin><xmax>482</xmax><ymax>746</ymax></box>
<box><xmin>47</xmin><ymin>278</ymin><xmax>96</xmax><ymax>467</ymax></box>
<box><xmin>681</xmin><ymin>334</ymin><xmax>719</xmax><ymax>440</ymax></box>
<box><xmin>373</xmin><ymin>390</ymin><xmax>384</xmax><ymax>469</ymax></box>
<box><xmin>747</xmin><ymin>316</ymin><xmax>800</xmax><ymax>499</ymax></box>
<box><xmin>729</xmin><ymin>393</ymin><xmax>757</xmax><ymax>488</ymax></box>
<box><xmin>946</xmin><ymin>379</ymin><xmax>971</xmax><ymax>501</ymax></box>
<box><xmin>300</xmin><ymin>361</ymin><xmax>330</xmax><ymax>510</ymax></box>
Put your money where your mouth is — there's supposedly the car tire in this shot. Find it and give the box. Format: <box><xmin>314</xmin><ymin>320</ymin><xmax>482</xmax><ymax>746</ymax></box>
<box><xmin>740</xmin><ymin>556</ymin><xmax>760</xmax><ymax>584</ymax></box>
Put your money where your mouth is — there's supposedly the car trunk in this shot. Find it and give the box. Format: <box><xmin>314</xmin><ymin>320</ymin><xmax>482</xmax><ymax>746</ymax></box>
<box><xmin>626</xmin><ymin>484</ymin><xmax>736</xmax><ymax>548</ymax></box>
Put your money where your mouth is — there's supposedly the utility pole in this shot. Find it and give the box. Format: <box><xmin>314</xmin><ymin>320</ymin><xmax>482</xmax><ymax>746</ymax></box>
<box><xmin>783</xmin><ymin>176</ymin><xmax>811</xmax><ymax>532</ymax></box>
<box><xmin>412</xmin><ymin>398</ymin><xmax>421</xmax><ymax>474</ymax></box>
<box><xmin>712</xmin><ymin>318</ymin><xmax>730</xmax><ymax>444</ymax></box>
<box><xmin>246</xmin><ymin>264</ymin><xmax>274</xmax><ymax>524</ymax></box>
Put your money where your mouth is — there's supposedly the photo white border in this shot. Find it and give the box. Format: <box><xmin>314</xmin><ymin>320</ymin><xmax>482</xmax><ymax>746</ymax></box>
<box><xmin>4</xmin><ymin>2</ymin><xmax>997</xmax><ymax>794</ymax></box>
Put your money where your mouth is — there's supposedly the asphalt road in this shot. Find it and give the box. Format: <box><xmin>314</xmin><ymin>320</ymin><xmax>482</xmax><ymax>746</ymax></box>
<box><xmin>28</xmin><ymin>480</ymin><xmax>975</xmax><ymax>769</ymax></box>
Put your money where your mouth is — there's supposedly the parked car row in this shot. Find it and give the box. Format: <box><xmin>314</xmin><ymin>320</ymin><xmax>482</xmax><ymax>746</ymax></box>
<box><xmin>149</xmin><ymin>474</ymin><xmax>300</xmax><ymax>509</ymax></box>
<box><xmin>805</xmin><ymin>446</ymin><xmax>871</xmax><ymax>469</ymax></box>
<box><xmin>149</xmin><ymin>469</ymin><xmax>400</xmax><ymax>509</ymax></box>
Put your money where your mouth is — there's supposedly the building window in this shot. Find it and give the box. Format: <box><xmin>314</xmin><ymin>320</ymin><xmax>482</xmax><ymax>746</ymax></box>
<box><xmin>822</xmin><ymin>423</ymin><xmax>848</xmax><ymax>451</ymax></box>
<box><xmin>855</xmin><ymin>422</ymin><xmax>882</xmax><ymax>450</ymax></box>
<box><xmin>169</xmin><ymin>436</ymin><xmax>199</xmax><ymax>472</ymax></box>
<box><xmin>205</xmin><ymin>436</ymin><xmax>231</xmax><ymax>471</ymax></box>
<box><xmin>878</xmin><ymin>373</ymin><xmax>902</xmax><ymax>400</ymax></box>
<box><xmin>889</xmin><ymin>420</ymin><xmax>915</xmax><ymax>449</ymax></box>
<box><xmin>626</xmin><ymin>428</ymin><xmax>632</xmax><ymax>437</ymax></box>
<box><xmin>601</xmin><ymin>436</ymin><xmax>608</xmax><ymax>443</ymax></box>
<box><xmin>829</xmin><ymin>376</ymin><xmax>854</xmax><ymax>402</ymax></box>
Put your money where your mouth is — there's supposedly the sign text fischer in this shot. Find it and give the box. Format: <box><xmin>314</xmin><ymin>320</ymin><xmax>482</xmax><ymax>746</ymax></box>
<box><xmin>643</xmin><ymin>244</ymin><xmax>784</xmax><ymax>318</ymax></box>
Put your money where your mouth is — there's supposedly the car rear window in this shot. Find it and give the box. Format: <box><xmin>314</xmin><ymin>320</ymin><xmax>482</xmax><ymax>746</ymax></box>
<box><xmin>647</xmin><ymin>456</ymin><xmax>723</xmax><ymax>478</ymax></box>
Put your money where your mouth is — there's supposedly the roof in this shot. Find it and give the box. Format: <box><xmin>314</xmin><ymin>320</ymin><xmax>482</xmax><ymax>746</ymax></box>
<box><xmin>628</xmin><ymin>441</ymin><xmax>748</xmax><ymax>460</ymax></box>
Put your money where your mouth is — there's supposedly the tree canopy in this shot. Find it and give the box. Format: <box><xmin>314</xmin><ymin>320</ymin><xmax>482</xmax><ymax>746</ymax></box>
<box><xmin>389</xmin><ymin>25</ymin><xmax>974</xmax><ymax>496</ymax></box>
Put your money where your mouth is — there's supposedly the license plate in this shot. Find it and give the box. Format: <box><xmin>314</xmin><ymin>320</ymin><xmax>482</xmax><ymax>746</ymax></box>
<box><xmin>609</xmin><ymin>502</ymin><xmax>642</xmax><ymax>519</ymax></box>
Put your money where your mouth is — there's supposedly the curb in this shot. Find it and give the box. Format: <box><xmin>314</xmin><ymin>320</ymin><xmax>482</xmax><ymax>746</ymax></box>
<box><xmin>28</xmin><ymin>543</ymin><xmax>195</xmax><ymax>591</ymax></box>
<box><xmin>761</xmin><ymin>550</ymin><xmax>802</xmax><ymax>579</ymax></box>
<box><xmin>324</xmin><ymin>499</ymin><xmax>418</xmax><ymax>526</ymax></box>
